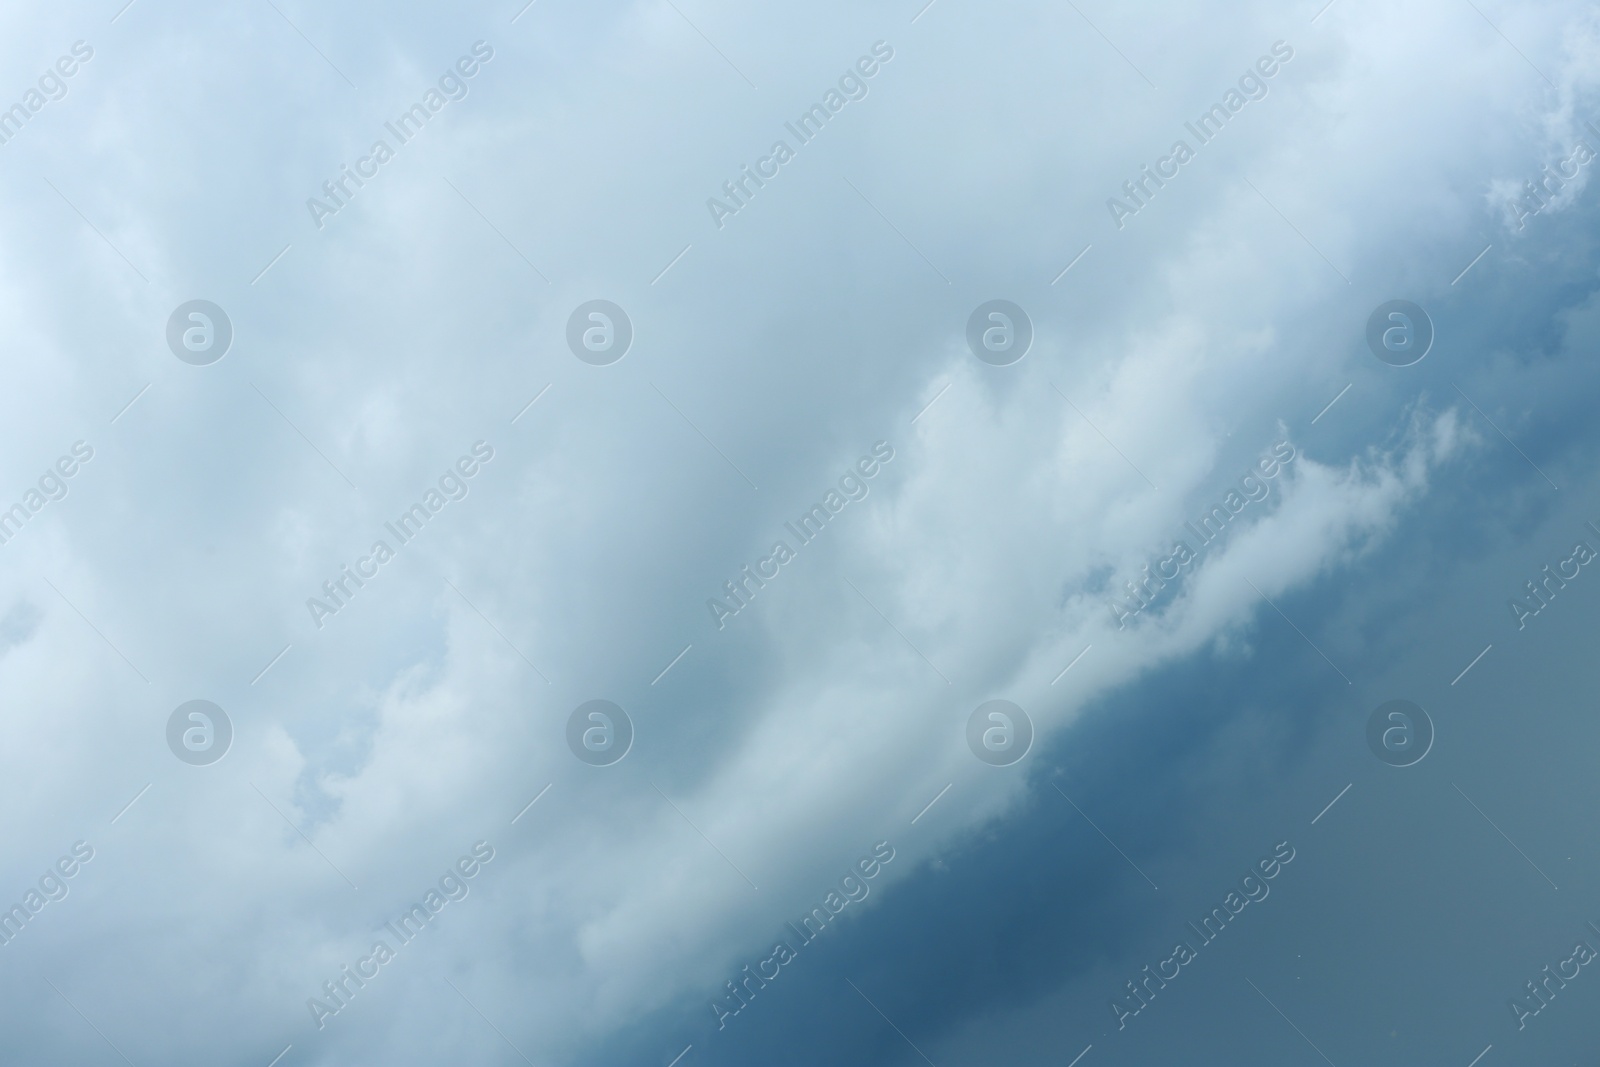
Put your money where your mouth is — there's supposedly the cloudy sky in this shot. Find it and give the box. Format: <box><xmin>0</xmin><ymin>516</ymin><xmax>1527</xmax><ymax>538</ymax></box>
<box><xmin>2</xmin><ymin>0</ymin><xmax>1600</xmax><ymax>1063</ymax></box>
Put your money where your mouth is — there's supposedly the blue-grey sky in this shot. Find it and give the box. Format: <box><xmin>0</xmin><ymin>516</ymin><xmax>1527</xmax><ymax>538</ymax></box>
<box><xmin>2</xmin><ymin>0</ymin><xmax>1599</xmax><ymax>1064</ymax></box>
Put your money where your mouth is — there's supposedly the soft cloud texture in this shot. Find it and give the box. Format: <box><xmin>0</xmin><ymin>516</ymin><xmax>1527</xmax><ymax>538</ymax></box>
<box><xmin>1</xmin><ymin>1</ymin><xmax>1599</xmax><ymax>1065</ymax></box>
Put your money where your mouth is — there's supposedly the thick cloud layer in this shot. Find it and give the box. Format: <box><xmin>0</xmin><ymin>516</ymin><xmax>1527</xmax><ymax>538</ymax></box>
<box><xmin>2</xmin><ymin>1</ymin><xmax>1599</xmax><ymax>1064</ymax></box>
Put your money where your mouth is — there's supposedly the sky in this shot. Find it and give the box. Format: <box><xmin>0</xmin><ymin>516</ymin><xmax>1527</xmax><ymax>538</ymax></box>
<box><xmin>1</xmin><ymin>0</ymin><xmax>1599</xmax><ymax>1064</ymax></box>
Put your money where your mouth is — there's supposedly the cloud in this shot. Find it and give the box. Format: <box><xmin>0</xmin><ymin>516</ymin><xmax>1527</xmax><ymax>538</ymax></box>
<box><xmin>2</xmin><ymin>1</ymin><xmax>1599</xmax><ymax>1064</ymax></box>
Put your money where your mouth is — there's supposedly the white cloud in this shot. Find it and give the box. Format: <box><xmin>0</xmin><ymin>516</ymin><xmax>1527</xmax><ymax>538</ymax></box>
<box><xmin>0</xmin><ymin>1</ymin><xmax>1587</xmax><ymax>1063</ymax></box>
